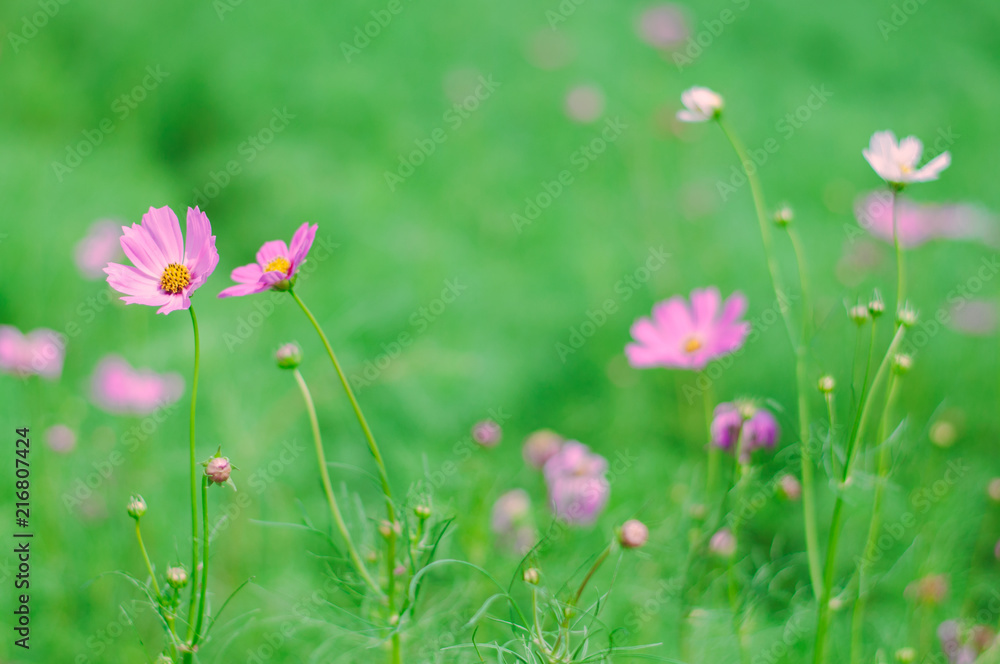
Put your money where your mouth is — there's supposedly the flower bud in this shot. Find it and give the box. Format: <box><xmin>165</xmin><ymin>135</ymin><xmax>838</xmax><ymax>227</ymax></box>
<box><xmin>127</xmin><ymin>494</ymin><xmax>147</xmax><ymax>520</ymax></box>
<box><xmin>849</xmin><ymin>304</ymin><xmax>870</xmax><ymax>325</ymax></box>
<box><xmin>868</xmin><ymin>291</ymin><xmax>885</xmax><ymax>318</ymax></box>
<box><xmin>378</xmin><ymin>520</ymin><xmax>400</xmax><ymax>539</ymax></box>
<box><xmin>275</xmin><ymin>343</ymin><xmax>302</xmax><ymax>369</ymax></box>
<box><xmin>817</xmin><ymin>375</ymin><xmax>835</xmax><ymax>394</ymax></box>
<box><xmin>892</xmin><ymin>354</ymin><xmax>913</xmax><ymax>374</ymax></box>
<box><xmin>619</xmin><ymin>519</ymin><xmax>649</xmax><ymax>549</ymax></box>
<box><xmin>205</xmin><ymin>456</ymin><xmax>233</xmax><ymax>484</ymax></box>
<box><xmin>777</xmin><ymin>474</ymin><xmax>802</xmax><ymax>501</ymax></box>
<box><xmin>897</xmin><ymin>305</ymin><xmax>918</xmax><ymax>327</ymax></box>
<box><xmin>773</xmin><ymin>205</ymin><xmax>793</xmax><ymax>226</ymax></box>
<box><xmin>472</xmin><ymin>420</ymin><xmax>502</xmax><ymax>447</ymax></box>
<box><xmin>709</xmin><ymin>528</ymin><xmax>736</xmax><ymax>558</ymax></box>
<box><xmin>166</xmin><ymin>566</ymin><xmax>188</xmax><ymax>589</ymax></box>
<box><xmin>522</xmin><ymin>567</ymin><xmax>540</xmax><ymax>585</ymax></box>
<box><xmin>414</xmin><ymin>504</ymin><xmax>431</xmax><ymax>519</ymax></box>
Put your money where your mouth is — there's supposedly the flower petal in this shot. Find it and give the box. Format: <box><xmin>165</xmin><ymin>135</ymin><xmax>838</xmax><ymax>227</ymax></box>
<box><xmin>897</xmin><ymin>136</ymin><xmax>923</xmax><ymax>168</ymax></box>
<box><xmin>690</xmin><ymin>287</ymin><xmax>721</xmax><ymax>328</ymax></box>
<box><xmin>120</xmin><ymin>224</ymin><xmax>166</xmax><ymax>277</ymax></box>
<box><xmin>142</xmin><ymin>206</ymin><xmax>184</xmax><ymax>264</ymax></box>
<box><xmin>105</xmin><ymin>262</ymin><xmax>161</xmax><ymax>299</ymax></box>
<box><xmin>913</xmin><ymin>151</ymin><xmax>951</xmax><ymax>182</ymax></box>
<box><xmin>218</xmin><ymin>282</ymin><xmax>269</xmax><ymax>298</ymax></box>
<box><xmin>652</xmin><ymin>297</ymin><xmax>694</xmax><ymax>338</ymax></box>
<box><xmin>185</xmin><ymin>207</ymin><xmax>213</xmax><ymax>261</ymax></box>
<box><xmin>256</xmin><ymin>240</ymin><xmax>289</xmax><ymax>267</ymax></box>
<box><xmin>231</xmin><ymin>263</ymin><xmax>264</xmax><ymax>284</ymax></box>
<box><xmin>289</xmin><ymin>222</ymin><xmax>318</xmax><ymax>266</ymax></box>
<box><xmin>156</xmin><ymin>293</ymin><xmax>191</xmax><ymax>315</ymax></box>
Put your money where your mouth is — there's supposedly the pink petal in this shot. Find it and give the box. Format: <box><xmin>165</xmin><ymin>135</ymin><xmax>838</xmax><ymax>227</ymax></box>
<box><xmin>913</xmin><ymin>151</ymin><xmax>951</xmax><ymax>182</ymax></box>
<box><xmin>218</xmin><ymin>282</ymin><xmax>270</xmax><ymax>298</ymax></box>
<box><xmin>186</xmin><ymin>237</ymin><xmax>219</xmax><ymax>289</ymax></box>
<box><xmin>690</xmin><ymin>287</ymin><xmax>721</xmax><ymax>328</ymax></box>
<box><xmin>105</xmin><ymin>263</ymin><xmax>161</xmax><ymax>299</ymax></box>
<box><xmin>629</xmin><ymin>317</ymin><xmax>662</xmax><ymax>347</ymax></box>
<box><xmin>184</xmin><ymin>207</ymin><xmax>213</xmax><ymax>260</ymax></box>
<box><xmin>231</xmin><ymin>263</ymin><xmax>264</xmax><ymax>285</ymax></box>
<box><xmin>718</xmin><ymin>292</ymin><xmax>748</xmax><ymax>327</ymax></box>
<box><xmin>142</xmin><ymin>206</ymin><xmax>184</xmax><ymax>264</ymax></box>
<box><xmin>652</xmin><ymin>297</ymin><xmax>694</xmax><ymax>338</ymax></box>
<box><xmin>120</xmin><ymin>224</ymin><xmax>166</xmax><ymax>277</ymax></box>
<box><xmin>256</xmin><ymin>240</ymin><xmax>289</xmax><ymax>267</ymax></box>
<box><xmin>156</xmin><ymin>293</ymin><xmax>190</xmax><ymax>315</ymax></box>
<box><xmin>289</xmin><ymin>223</ymin><xmax>318</xmax><ymax>266</ymax></box>
<box><xmin>897</xmin><ymin>136</ymin><xmax>923</xmax><ymax>167</ymax></box>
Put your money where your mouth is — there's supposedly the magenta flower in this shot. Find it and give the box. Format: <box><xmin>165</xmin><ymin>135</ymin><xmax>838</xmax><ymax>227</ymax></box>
<box><xmin>543</xmin><ymin>441</ymin><xmax>610</xmax><ymax>526</ymax></box>
<box><xmin>218</xmin><ymin>222</ymin><xmax>318</xmax><ymax>298</ymax></box>
<box><xmin>91</xmin><ymin>355</ymin><xmax>184</xmax><ymax>416</ymax></box>
<box><xmin>710</xmin><ymin>402</ymin><xmax>743</xmax><ymax>451</ymax></box>
<box><xmin>742</xmin><ymin>409</ymin><xmax>780</xmax><ymax>453</ymax></box>
<box><xmin>626</xmin><ymin>288</ymin><xmax>750</xmax><ymax>370</ymax></box>
<box><xmin>0</xmin><ymin>326</ymin><xmax>64</xmax><ymax>380</ymax></box>
<box><xmin>75</xmin><ymin>220</ymin><xmax>123</xmax><ymax>279</ymax></box>
<box><xmin>104</xmin><ymin>206</ymin><xmax>219</xmax><ymax>315</ymax></box>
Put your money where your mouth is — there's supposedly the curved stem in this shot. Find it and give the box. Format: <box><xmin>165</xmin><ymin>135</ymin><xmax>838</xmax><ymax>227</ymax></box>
<box><xmin>292</xmin><ymin>369</ymin><xmax>383</xmax><ymax>597</ymax></box>
<box><xmin>193</xmin><ymin>478</ymin><xmax>210</xmax><ymax>647</ymax></box>
<box><xmin>850</xmin><ymin>375</ymin><xmax>900</xmax><ymax>664</ymax></box>
<box><xmin>185</xmin><ymin>306</ymin><xmax>201</xmax><ymax>647</ymax></box>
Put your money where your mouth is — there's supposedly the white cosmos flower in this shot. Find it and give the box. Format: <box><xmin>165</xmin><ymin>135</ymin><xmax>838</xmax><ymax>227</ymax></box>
<box><xmin>677</xmin><ymin>86</ymin><xmax>723</xmax><ymax>122</ymax></box>
<box><xmin>863</xmin><ymin>130</ymin><xmax>951</xmax><ymax>186</ymax></box>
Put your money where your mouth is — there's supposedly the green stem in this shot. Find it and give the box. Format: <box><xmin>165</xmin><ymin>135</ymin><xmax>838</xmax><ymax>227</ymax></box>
<box><xmin>293</xmin><ymin>369</ymin><xmax>383</xmax><ymax>597</ymax></box>
<box><xmin>553</xmin><ymin>543</ymin><xmax>613</xmax><ymax>657</ymax></box>
<box><xmin>184</xmin><ymin>306</ymin><xmax>201</xmax><ymax>648</ymax></box>
<box><xmin>727</xmin><ymin>455</ymin><xmax>749</xmax><ymax>664</ymax></box>
<box><xmin>890</xmin><ymin>187</ymin><xmax>905</xmax><ymax>313</ymax></box>
<box><xmin>192</xmin><ymin>478</ymin><xmax>210</xmax><ymax>647</ymax></box>
<box><xmin>849</xmin><ymin>374</ymin><xmax>900</xmax><ymax>664</ymax></box>
<box><xmin>135</xmin><ymin>521</ymin><xmax>179</xmax><ymax>657</ymax></box>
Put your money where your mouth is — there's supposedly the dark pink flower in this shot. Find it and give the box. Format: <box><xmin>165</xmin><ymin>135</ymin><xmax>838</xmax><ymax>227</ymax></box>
<box><xmin>710</xmin><ymin>402</ymin><xmax>743</xmax><ymax>451</ymax></box>
<box><xmin>743</xmin><ymin>409</ymin><xmax>780</xmax><ymax>453</ymax></box>
<box><xmin>104</xmin><ymin>206</ymin><xmax>219</xmax><ymax>315</ymax></box>
<box><xmin>0</xmin><ymin>326</ymin><xmax>64</xmax><ymax>380</ymax></box>
<box><xmin>75</xmin><ymin>220</ymin><xmax>123</xmax><ymax>279</ymax></box>
<box><xmin>218</xmin><ymin>223</ymin><xmax>318</xmax><ymax>298</ymax></box>
<box><xmin>91</xmin><ymin>355</ymin><xmax>183</xmax><ymax>416</ymax></box>
<box><xmin>627</xmin><ymin>288</ymin><xmax>749</xmax><ymax>371</ymax></box>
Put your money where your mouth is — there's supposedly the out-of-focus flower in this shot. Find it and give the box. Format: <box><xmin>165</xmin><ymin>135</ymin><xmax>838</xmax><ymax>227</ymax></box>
<box><xmin>166</xmin><ymin>566</ymin><xmax>188</xmax><ymax>589</ymax></box>
<box><xmin>218</xmin><ymin>222</ymin><xmax>317</xmax><ymax>297</ymax></box>
<box><xmin>817</xmin><ymin>375</ymin><xmax>836</xmax><ymax>394</ymax></box>
<box><xmin>863</xmin><ymin>131</ymin><xmax>951</xmax><ymax>186</ymax></box>
<box><xmin>472</xmin><ymin>420</ymin><xmax>502</xmax><ymax>447</ymax></box>
<box><xmin>523</xmin><ymin>567</ymin><xmax>540</xmax><ymax>584</ymax></box>
<box><xmin>491</xmin><ymin>489</ymin><xmax>536</xmax><ymax>554</ymax></box>
<box><xmin>275</xmin><ymin>343</ymin><xmax>302</xmax><ymax>369</ymax></box>
<box><xmin>849</xmin><ymin>304</ymin><xmax>870</xmax><ymax>325</ymax></box>
<box><xmin>619</xmin><ymin>519</ymin><xmax>649</xmax><ymax>549</ymax></box>
<box><xmin>45</xmin><ymin>424</ymin><xmax>77</xmax><ymax>454</ymax></box>
<box><xmin>626</xmin><ymin>287</ymin><xmax>749</xmax><ymax>371</ymax></box>
<box><xmin>742</xmin><ymin>409</ymin><xmax>779</xmax><ymax>455</ymax></box>
<box><xmin>938</xmin><ymin>620</ymin><xmax>996</xmax><ymax>664</ymax></box>
<box><xmin>855</xmin><ymin>192</ymin><xmax>994</xmax><ymax>249</ymax></box>
<box><xmin>91</xmin><ymin>355</ymin><xmax>183</xmax><ymax>416</ymax></box>
<box><xmin>906</xmin><ymin>574</ymin><xmax>949</xmax><ymax>605</ymax></box>
<box><xmin>949</xmin><ymin>300</ymin><xmax>998</xmax><ymax>336</ymax></box>
<box><xmin>522</xmin><ymin>429</ymin><xmax>564</xmax><ymax>469</ymax></box>
<box><xmin>544</xmin><ymin>441</ymin><xmax>610</xmax><ymax>526</ymax></box>
<box><xmin>0</xmin><ymin>326</ymin><xmax>64</xmax><ymax>380</ymax></box>
<box><xmin>892</xmin><ymin>353</ymin><xmax>913</xmax><ymax>375</ymax></box>
<box><xmin>565</xmin><ymin>84</ymin><xmax>604</xmax><ymax>123</ymax></box>
<box><xmin>710</xmin><ymin>403</ymin><xmax>743</xmax><ymax>451</ymax></box>
<box><xmin>75</xmin><ymin>221</ymin><xmax>124</xmax><ymax>279</ymax></box>
<box><xmin>105</xmin><ymin>206</ymin><xmax>219</xmax><ymax>315</ymax></box>
<box><xmin>677</xmin><ymin>87</ymin><xmax>723</xmax><ymax>123</ymax></box>
<box><xmin>895</xmin><ymin>647</ymin><xmax>916</xmax><ymax>663</ymax></box>
<box><xmin>635</xmin><ymin>4</ymin><xmax>689</xmax><ymax>49</ymax></box>
<box><xmin>773</xmin><ymin>204</ymin><xmax>794</xmax><ymax>226</ymax></box>
<box><xmin>709</xmin><ymin>528</ymin><xmax>736</xmax><ymax>557</ymax></box>
<box><xmin>777</xmin><ymin>474</ymin><xmax>801</xmax><ymax>501</ymax></box>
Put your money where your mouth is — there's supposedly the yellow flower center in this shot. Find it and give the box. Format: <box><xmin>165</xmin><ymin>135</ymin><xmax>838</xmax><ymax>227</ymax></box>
<box><xmin>900</xmin><ymin>164</ymin><xmax>912</xmax><ymax>174</ymax></box>
<box><xmin>159</xmin><ymin>263</ymin><xmax>191</xmax><ymax>294</ymax></box>
<box><xmin>683</xmin><ymin>337</ymin><xmax>703</xmax><ymax>353</ymax></box>
<box><xmin>265</xmin><ymin>256</ymin><xmax>291</xmax><ymax>274</ymax></box>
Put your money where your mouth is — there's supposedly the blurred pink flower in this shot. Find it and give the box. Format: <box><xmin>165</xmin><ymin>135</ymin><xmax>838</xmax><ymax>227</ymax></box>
<box><xmin>863</xmin><ymin>130</ymin><xmax>950</xmax><ymax>186</ymax></box>
<box><xmin>677</xmin><ymin>87</ymin><xmax>723</xmax><ymax>123</ymax></box>
<box><xmin>0</xmin><ymin>326</ymin><xmax>64</xmax><ymax>380</ymax></box>
<box><xmin>74</xmin><ymin>221</ymin><xmax>123</xmax><ymax>279</ymax></box>
<box><xmin>491</xmin><ymin>489</ymin><xmax>536</xmax><ymax>554</ymax></box>
<box><xmin>742</xmin><ymin>409</ymin><xmax>780</xmax><ymax>454</ymax></box>
<box><xmin>219</xmin><ymin>222</ymin><xmax>317</xmax><ymax>298</ymax></box>
<box><xmin>45</xmin><ymin>424</ymin><xmax>77</xmax><ymax>454</ymax></box>
<box><xmin>91</xmin><ymin>355</ymin><xmax>183</xmax><ymax>416</ymax></box>
<box><xmin>626</xmin><ymin>287</ymin><xmax>749</xmax><ymax>371</ymax></box>
<box><xmin>472</xmin><ymin>420</ymin><xmax>502</xmax><ymax>447</ymax></box>
<box><xmin>635</xmin><ymin>4</ymin><xmax>689</xmax><ymax>49</ymax></box>
<box><xmin>855</xmin><ymin>192</ymin><xmax>995</xmax><ymax>248</ymax></box>
<box><xmin>523</xmin><ymin>429</ymin><xmax>564</xmax><ymax>469</ymax></box>
<box><xmin>949</xmin><ymin>300</ymin><xmax>998</xmax><ymax>336</ymax></box>
<box><xmin>544</xmin><ymin>441</ymin><xmax>610</xmax><ymax>525</ymax></box>
<box><xmin>564</xmin><ymin>85</ymin><xmax>604</xmax><ymax>124</ymax></box>
<box><xmin>710</xmin><ymin>402</ymin><xmax>743</xmax><ymax>451</ymax></box>
<box><xmin>105</xmin><ymin>206</ymin><xmax>220</xmax><ymax>315</ymax></box>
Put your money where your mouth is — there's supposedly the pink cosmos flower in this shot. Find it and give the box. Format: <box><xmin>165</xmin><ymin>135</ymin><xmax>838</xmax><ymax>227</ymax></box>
<box><xmin>855</xmin><ymin>192</ymin><xmax>995</xmax><ymax>249</ymax></box>
<box><xmin>0</xmin><ymin>326</ymin><xmax>65</xmax><ymax>380</ymax></box>
<box><xmin>863</xmin><ymin>131</ymin><xmax>951</xmax><ymax>186</ymax></box>
<box><xmin>75</xmin><ymin>220</ymin><xmax>123</xmax><ymax>279</ymax></box>
<box><xmin>544</xmin><ymin>441</ymin><xmax>610</xmax><ymax>526</ymax></box>
<box><xmin>626</xmin><ymin>288</ymin><xmax>750</xmax><ymax>370</ymax></box>
<box><xmin>218</xmin><ymin>223</ymin><xmax>318</xmax><ymax>298</ymax></box>
<box><xmin>91</xmin><ymin>355</ymin><xmax>184</xmax><ymax>416</ymax></box>
<box><xmin>104</xmin><ymin>206</ymin><xmax>219</xmax><ymax>315</ymax></box>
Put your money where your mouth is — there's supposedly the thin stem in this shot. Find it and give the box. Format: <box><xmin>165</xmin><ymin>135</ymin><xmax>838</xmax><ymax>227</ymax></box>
<box><xmin>136</xmin><ymin>521</ymin><xmax>163</xmax><ymax>601</ymax></box>
<box><xmin>193</xmin><ymin>478</ymin><xmax>210</xmax><ymax>647</ymax></box>
<box><xmin>185</xmin><ymin>306</ymin><xmax>201</xmax><ymax>646</ymax></box>
<box><xmin>797</xmin><ymin>344</ymin><xmax>823</xmax><ymax>598</ymax></box>
<box><xmin>727</xmin><ymin>455</ymin><xmax>749</xmax><ymax>664</ymax></box>
<box><xmin>292</xmin><ymin>369</ymin><xmax>383</xmax><ymax>597</ymax></box>
<box><xmin>890</xmin><ymin>187</ymin><xmax>905</xmax><ymax>312</ymax></box>
<box><xmin>787</xmin><ymin>226</ymin><xmax>813</xmax><ymax>340</ymax></box>
<box><xmin>553</xmin><ymin>543</ymin><xmax>613</xmax><ymax>656</ymax></box>
<box><xmin>850</xmin><ymin>375</ymin><xmax>901</xmax><ymax>664</ymax></box>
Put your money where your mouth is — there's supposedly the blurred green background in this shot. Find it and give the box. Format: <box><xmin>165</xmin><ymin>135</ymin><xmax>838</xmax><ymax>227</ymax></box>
<box><xmin>2</xmin><ymin>0</ymin><xmax>999</xmax><ymax>661</ymax></box>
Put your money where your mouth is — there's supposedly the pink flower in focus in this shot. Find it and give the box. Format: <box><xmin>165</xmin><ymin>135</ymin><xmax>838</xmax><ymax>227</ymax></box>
<box><xmin>75</xmin><ymin>221</ymin><xmax>123</xmax><ymax>279</ymax></box>
<box><xmin>855</xmin><ymin>192</ymin><xmax>995</xmax><ymax>249</ymax></box>
<box><xmin>91</xmin><ymin>355</ymin><xmax>184</xmax><ymax>416</ymax></box>
<box><xmin>104</xmin><ymin>206</ymin><xmax>219</xmax><ymax>315</ymax></box>
<box><xmin>626</xmin><ymin>288</ymin><xmax>750</xmax><ymax>370</ymax></box>
<box><xmin>544</xmin><ymin>441</ymin><xmax>610</xmax><ymax>526</ymax></box>
<box><xmin>0</xmin><ymin>326</ymin><xmax>64</xmax><ymax>380</ymax></box>
<box><xmin>218</xmin><ymin>223</ymin><xmax>318</xmax><ymax>298</ymax></box>
<box><xmin>863</xmin><ymin>131</ymin><xmax>951</xmax><ymax>186</ymax></box>
<box><xmin>635</xmin><ymin>4</ymin><xmax>689</xmax><ymax>49</ymax></box>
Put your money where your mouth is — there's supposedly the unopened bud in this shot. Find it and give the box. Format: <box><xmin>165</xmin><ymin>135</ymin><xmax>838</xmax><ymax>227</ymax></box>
<box><xmin>414</xmin><ymin>505</ymin><xmax>431</xmax><ymax>519</ymax></box>
<box><xmin>897</xmin><ymin>305</ymin><xmax>918</xmax><ymax>327</ymax></box>
<box><xmin>166</xmin><ymin>566</ymin><xmax>188</xmax><ymax>589</ymax></box>
<box><xmin>709</xmin><ymin>528</ymin><xmax>736</xmax><ymax>558</ymax></box>
<box><xmin>868</xmin><ymin>291</ymin><xmax>885</xmax><ymax>318</ymax></box>
<box><xmin>773</xmin><ymin>204</ymin><xmax>793</xmax><ymax>226</ymax></box>
<box><xmin>275</xmin><ymin>343</ymin><xmax>302</xmax><ymax>369</ymax></box>
<box><xmin>895</xmin><ymin>647</ymin><xmax>916</xmax><ymax>663</ymax></box>
<box><xmin>127</xmin><ymin>494</ymin><xmax>147</xmax><ymax>520</ymax></box>
<box><xmin>619</xmin><ymin>519</ymin><xmax>649</xmax><ymax>549</ymax></box>
<box><xmin>205</xmin><ymin>456</ymin><xmax>233</xmax><ymax>484</ymax></box>
<box><xmin>849</xmin><ymin>305</ymin><xmax>870</xmax><ymax>325</ymax></box>
<box><xmin>892</xmin><ymin>354</ymin><xmax>913</xmax><ymax>374</ymax></box>
<box><xmin>472</xmin><ymin>420</ymin><xmax>502</xmax><ymax>447</ymax></box>
<box><xmin>523</xmin><ymin>567</ymin><xmax>540</xmax><ymax>585</ymax></box>
<box><xmin>817</xmin><ymin>375</ymin><xmax>835</xmax><ymax>394</ymax></box>
<box><xmin>778</xmin><ymin>474</ymin><xmax>802</xmax><ymax>501</ymax></box>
